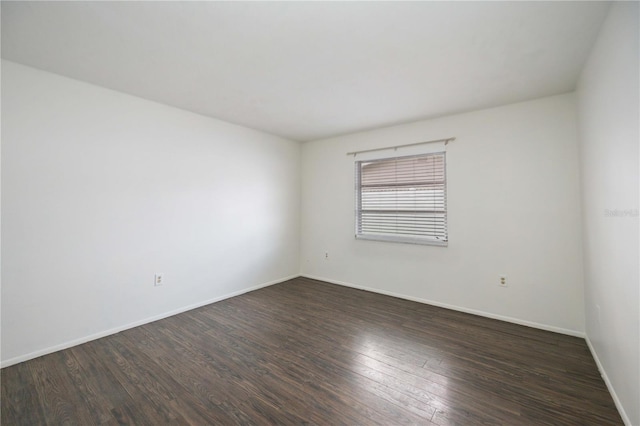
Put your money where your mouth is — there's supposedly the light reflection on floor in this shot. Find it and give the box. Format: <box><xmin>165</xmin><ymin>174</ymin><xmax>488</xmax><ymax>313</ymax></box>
<box><xmin>346</xmin><ymin>326</ymin><xmax>452</xmax><ymax>422</ymax></box>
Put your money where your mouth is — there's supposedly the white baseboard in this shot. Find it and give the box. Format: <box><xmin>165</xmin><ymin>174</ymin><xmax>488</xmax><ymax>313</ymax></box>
<box><xmin>299</xmin><ymin>274</ymin><xmax>585</xmax><ymax>338</ymax></box>
<box><xmin>0</xmin><ymin>274</ymin><xmax>298</xmax><ymax>368</ymax></box>
<box><xmin>585</xmin><ymin>336</ymin><xmax>632</xmax><ymax>426</ymax></box>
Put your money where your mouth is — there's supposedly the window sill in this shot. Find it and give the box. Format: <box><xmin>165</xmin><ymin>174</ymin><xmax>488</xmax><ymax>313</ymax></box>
<box><xmin>355</xmin><ymin>234</ymin><xmax>448</xmax><ymax>247</ymax></box>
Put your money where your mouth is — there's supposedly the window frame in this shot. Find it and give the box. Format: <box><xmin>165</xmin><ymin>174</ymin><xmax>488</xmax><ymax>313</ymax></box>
<box><xmin>354</xmin><ymin>151</ymin><xmax>448</xmax><ymax>246</ymax></box>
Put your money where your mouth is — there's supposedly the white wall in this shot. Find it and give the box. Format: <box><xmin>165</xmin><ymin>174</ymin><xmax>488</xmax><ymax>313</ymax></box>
<box><xmin>577</xmin><ymin>3</ymin><xmax>639</xmax><ymax>425</ymax></box>
<box><xmin>301</xmin><ymin>93</ymin><xmax>585</xmax><ymax>334</ymax></box>
<box><xmin>1</xmin><ymin>61</ymin><xmax>301</xmax><ymax>366</ymax></box>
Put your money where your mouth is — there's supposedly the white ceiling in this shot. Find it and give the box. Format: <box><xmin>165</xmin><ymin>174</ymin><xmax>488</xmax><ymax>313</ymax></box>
<box><xmin>2</xmin><ymin>1</ymin><xmax>610</xmax><ymax>142</ymax></box>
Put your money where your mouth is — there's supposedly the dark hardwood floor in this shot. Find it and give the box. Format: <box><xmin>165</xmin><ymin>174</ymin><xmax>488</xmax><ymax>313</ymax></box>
<box><xmin>1</xmin><ymin>277</ymin><xmax>623</xmax><ymax>425</ymax></box>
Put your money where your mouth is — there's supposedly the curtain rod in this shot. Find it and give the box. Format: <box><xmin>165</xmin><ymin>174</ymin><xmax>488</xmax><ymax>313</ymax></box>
<box><xmin>346</xmin><ymin>137</ymin><xmax>455</xmax><ymax>156</ymax></box>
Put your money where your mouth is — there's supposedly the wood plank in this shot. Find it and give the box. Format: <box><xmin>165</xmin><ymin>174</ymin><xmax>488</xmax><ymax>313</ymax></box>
<box><xmin>28</xmin><ymin>352</ymin><xmax>97</xmax><ymax>425</ymax></box>
<box><xmin>1</xmin><ymin>362</ymin><xmax>47</xmax><ymax>425</ymax></box>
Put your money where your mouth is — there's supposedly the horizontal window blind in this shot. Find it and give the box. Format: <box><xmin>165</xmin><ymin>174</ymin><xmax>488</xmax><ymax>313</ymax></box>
<box><xmin>356</xmin><ymin>152</ymin><xmax>447</xmax><ymax>245</ymax></box>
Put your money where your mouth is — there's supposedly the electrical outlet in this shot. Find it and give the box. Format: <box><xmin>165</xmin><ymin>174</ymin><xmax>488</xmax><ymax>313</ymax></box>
<box><xmin>154</xmin><ymin>273</ymin><xmax>164</xmax><ymax>287</ymax></box>
<box><xmin>499</xmin><ymin>275</ymin><xmax>507</xmax><ymax>287</ymax></box>
<box><xmin>325</xmin><ymin>251</ymin><xmax>329</xmax><ymax>260</ymax></box>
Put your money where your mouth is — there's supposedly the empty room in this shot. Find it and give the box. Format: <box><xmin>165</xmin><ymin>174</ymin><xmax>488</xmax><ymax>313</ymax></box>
<box><xmin>1</xmin><ymin>1</ymin><xmax>638</xmax><ymax>425</ymax></box>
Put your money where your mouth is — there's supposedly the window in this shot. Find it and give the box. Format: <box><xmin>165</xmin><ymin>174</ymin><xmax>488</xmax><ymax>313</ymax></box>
<box><xmin>355</xmin><ymin>152</ymin><xmax>447</xmax><ymax>246</ymax></box>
